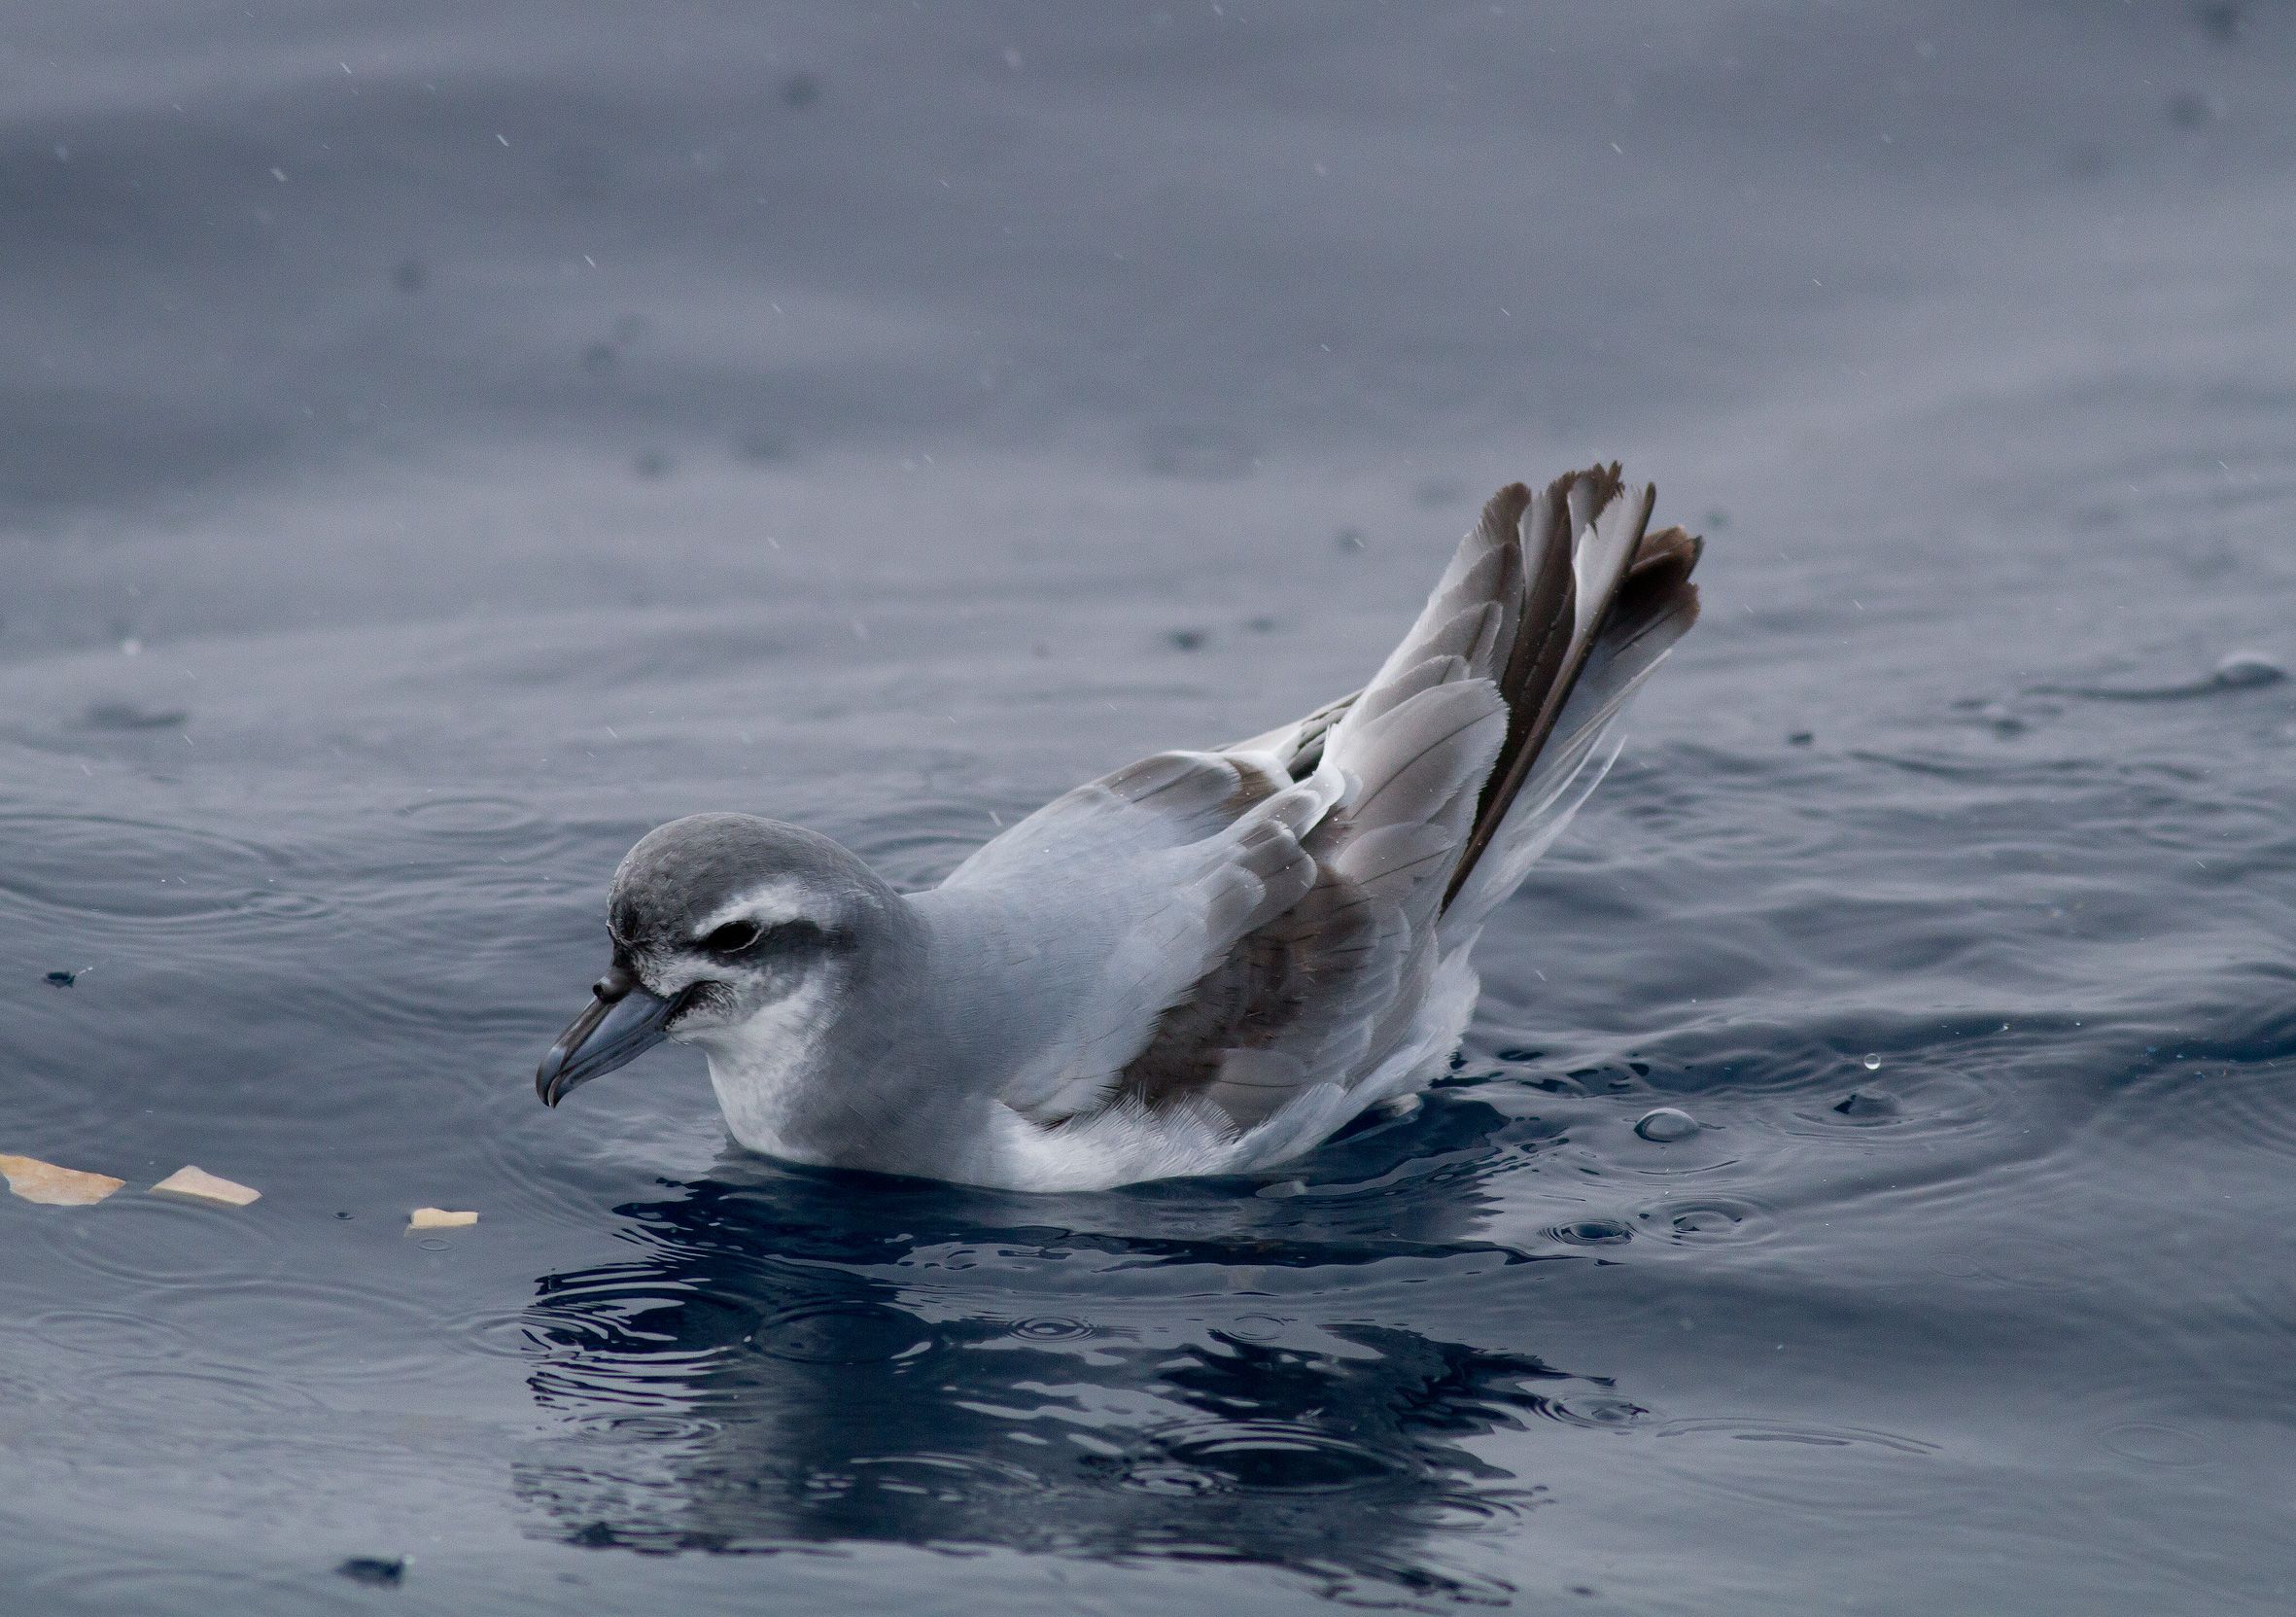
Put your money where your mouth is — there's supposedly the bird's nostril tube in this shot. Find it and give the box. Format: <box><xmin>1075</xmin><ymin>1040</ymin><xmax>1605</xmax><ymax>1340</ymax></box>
<box><xmin>593</xmin><ymin>967</ymin><xmax>636</xmax><ymax>1002</ymax></box>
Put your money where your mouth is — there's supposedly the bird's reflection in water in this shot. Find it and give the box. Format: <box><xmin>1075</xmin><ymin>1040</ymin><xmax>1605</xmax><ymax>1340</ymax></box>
<box><xmin>516</xmin><ymin>1098</ymin><xmax>1618</xmax><ymax>1605</ymax></box>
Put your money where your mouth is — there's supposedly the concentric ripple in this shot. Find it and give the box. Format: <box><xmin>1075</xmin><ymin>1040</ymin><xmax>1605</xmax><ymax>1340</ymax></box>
<box><xmin>1106</xmin><ymin>1420</ymin><xmax>1404</xmax><ymax>1496</ymax></box>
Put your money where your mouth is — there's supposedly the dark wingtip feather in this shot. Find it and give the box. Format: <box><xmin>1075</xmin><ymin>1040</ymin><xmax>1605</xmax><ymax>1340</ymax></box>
<box><xmin>1545</xmin><ymin>462</ymin><xmax>1624</xmax><ymax>514</ymax></box>
<box><xmin>1442</xmin><ymin>466</ymin><xmax>1699</xmax><ymax>911</ymax></box>
<box><xmin>1629</xmin><ymin>523</ymin><xmax>1704</xmax><ymax>580</ymax></box>
<box><xmin>1479</xmin><ymin>481</ymin><xmax>1533</xmax><ymax>534</ymax></box>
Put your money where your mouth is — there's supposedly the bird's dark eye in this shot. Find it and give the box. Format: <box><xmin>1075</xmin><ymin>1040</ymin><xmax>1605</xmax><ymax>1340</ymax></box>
<box><xmin>700</xmin><ymin>920</ymin><xmax>762</xmax><ymax>955</ymax></box>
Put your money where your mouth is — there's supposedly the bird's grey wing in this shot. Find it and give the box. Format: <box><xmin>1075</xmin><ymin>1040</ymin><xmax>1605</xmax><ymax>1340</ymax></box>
<box><xmin>1012</xmin><ymin>655</ymin><xmax>1513</xmax><ymax>1138</ymax></box>
<box><xmin>942</xmin><ymin>748</ymin><xmax>1294</xmax><ymax>892</ymax></box>
<box><xmin>1093</xmin><ymin>858</ymin><xmax>1422</xmax><ymax>1133</ymax></box>
<box><xmin>946</xmin><ymin>745</ymin><xmax>1346</xmax><ymax>1128</ymax></box>
<box><xmin>988</xmin><ymin>768</ymin><xmax>1336</xmax><ymax>1125</ymax></box>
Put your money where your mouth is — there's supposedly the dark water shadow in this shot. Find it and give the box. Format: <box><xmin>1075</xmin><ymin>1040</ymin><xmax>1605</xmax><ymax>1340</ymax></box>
<box><xmin>514</xmin><ymin>1142</ymin><xmax>1612</xmax><ymax>1606</ymax></box>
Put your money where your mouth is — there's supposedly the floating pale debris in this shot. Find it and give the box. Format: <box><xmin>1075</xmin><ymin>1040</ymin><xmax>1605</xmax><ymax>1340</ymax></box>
<box><xmin>152</xmin><ymin>1165</ymin><xmax>261</xmax><ymax>1206</ymax></box>
<box><xmin>1634</xmin><ymin>1107</ymin><xmax>1700</xmax><ymax>1142</ymax></box>
<box><xmin>0</xmin><ymin>1153</ymin><xmax>124</xmax><ymax>1206</ymax></box>
<box><xmin>407</xmin><ymin>1207</ymin><xmax>477</xmax><ymax>1230</ymax></box>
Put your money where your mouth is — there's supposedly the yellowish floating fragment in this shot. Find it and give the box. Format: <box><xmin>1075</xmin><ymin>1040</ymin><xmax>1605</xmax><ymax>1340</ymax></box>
<box><xmin>151</xmin><ymin>1165</ymin><xmax>261</xmax><ymax>1207</ymax></box>
<box><xmin>0</xmin><ymin>1153</ymin><xmax>125</xmax><ymax>1207</ymax></box>
<box><xmin>408</xmin><ymin>1207</ymin><xmax>478</xmax><ymax>1231</ymax></box>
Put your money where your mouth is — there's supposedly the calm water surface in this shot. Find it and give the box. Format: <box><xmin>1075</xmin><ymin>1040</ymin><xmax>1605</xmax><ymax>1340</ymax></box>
<box><xmin>4</xmin><ymin>4</ymin><xmax>2293</xmax><ymax>1612</ymax></box>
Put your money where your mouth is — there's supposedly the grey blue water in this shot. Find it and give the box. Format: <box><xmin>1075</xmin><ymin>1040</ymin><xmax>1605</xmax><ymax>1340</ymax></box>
<box><xmin>3</xmin><ymin>4</ymin><xmax>2293</xmax><ymax>1612</ymax></box>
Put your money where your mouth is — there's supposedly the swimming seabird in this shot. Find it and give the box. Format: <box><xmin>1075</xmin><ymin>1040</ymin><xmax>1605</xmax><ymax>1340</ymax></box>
<box><xmin>536</xmin><ymin>466</ymin><xmax>1702</xmax><ymax>1189</ymax></box>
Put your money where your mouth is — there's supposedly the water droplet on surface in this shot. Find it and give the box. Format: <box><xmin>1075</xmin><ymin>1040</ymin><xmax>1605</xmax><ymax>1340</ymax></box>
<box><xmin>1634</xmin><ymin>1107</ymin><xmax>1699</xmax><ymax>1142</ymax></box>
<box><xmin>2212</xmin><ymin>650</ymin><xmax>2286</xmax><ymax>690</ymax></box>
<box><xmin>1862</xmin><ymin>1053</ymin><xmax>1883</xmax><ymax>1071</ymax></box>
<box><xmin>1536</xmin><ymin>1393</ymin><xmax>1650</xmax><ymax>1430</ymax></box>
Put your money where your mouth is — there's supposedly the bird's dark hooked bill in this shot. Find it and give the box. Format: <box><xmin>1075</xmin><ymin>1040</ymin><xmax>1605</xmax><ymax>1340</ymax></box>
<box><xmin>535</xmin><ymin>967</ymin><xmax>693</xmax><ymax>1106</ymax></box>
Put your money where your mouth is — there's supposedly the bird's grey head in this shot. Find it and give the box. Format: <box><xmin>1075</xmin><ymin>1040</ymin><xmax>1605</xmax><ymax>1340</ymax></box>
<box><xmin>535</xmin><ymin>813</ymin><xmax>891</xmax><ymax>1107</ymax></box>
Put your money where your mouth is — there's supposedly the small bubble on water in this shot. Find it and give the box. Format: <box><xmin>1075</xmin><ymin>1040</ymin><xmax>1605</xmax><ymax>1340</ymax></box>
<box><xmin>1634</xmin><ymin>1107</ymin><xmax>1699</xmax><ymax>1142</ymax></box>
<box><xmin>1862</xmin><ymin>1053</ymin><xmax>1882</xmax><ymax>1071</ymax></box>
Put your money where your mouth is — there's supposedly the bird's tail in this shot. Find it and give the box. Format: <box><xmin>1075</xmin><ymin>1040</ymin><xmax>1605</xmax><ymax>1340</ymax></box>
<box><xmin>1317</xmin><ymin>466</ymin><xmax>1703</xmax><ymax>942</ymax></box>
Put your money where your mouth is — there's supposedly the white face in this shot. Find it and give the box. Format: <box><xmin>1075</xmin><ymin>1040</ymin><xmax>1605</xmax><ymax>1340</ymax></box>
<box><xmin>624</xmin><ymin>880</ymin><xmax>853</xmax><ymax>1041</ymax></box>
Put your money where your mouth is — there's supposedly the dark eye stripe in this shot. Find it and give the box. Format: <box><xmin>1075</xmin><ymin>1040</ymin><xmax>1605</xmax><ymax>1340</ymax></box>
<box><xmin>694</xmin><ymin>917</ymin><xmax>839</xmax><ymax>959</ymax></box>
<box><xmin>700</xmin><ymin>920</ymin><xmax>762</xmax><ymax>955</ymax></box>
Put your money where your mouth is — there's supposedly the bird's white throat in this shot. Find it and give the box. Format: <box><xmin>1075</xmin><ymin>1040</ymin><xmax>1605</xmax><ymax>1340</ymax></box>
<box><xmin>688</xmin><ymin>975</ymin><xmax>840</xmax><ymax>1163</ymax></box>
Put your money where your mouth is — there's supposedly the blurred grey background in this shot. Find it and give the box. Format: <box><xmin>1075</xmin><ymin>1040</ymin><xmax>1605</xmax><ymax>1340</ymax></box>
<box><xmin>5</xmin><ymin>2</ymin><xmax>2288</xmax><ymax>651</ymax></box>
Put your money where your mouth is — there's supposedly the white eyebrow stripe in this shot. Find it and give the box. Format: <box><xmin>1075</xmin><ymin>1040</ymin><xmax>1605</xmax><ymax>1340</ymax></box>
<box><xmin>692</xmin><ymin>881</ymin><xmax>816</xmax><ymax>939</ymax></box>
